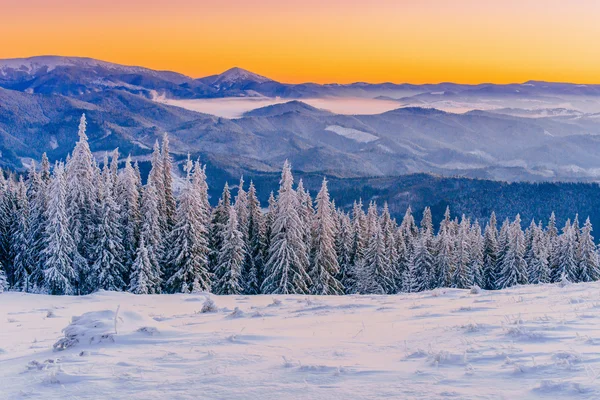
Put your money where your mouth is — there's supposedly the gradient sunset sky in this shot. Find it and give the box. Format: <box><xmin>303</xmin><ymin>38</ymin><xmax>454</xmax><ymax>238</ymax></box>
<box><xmin>2</xmin><ymin>0</ymin><xmax>599</xmax><ymax>84</ymax></box>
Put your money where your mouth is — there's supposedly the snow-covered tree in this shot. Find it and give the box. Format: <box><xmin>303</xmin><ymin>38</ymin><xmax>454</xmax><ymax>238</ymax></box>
<box><xmin>42</xmin><ymin>163</ymin><xmax>76</xmax><ymax>295</ymax></box>
<box><xmin>116</xmin><ymin>156</ymin><xmax>141</xmax><ymax>272</ymax></box>
<box><xmin>482</xmin><ymin>212</ymin><xmax>498</xmax><ymax>290</ymax></box>
<box><xmin>435</xmin><ymin>207</ymin><xmax>454</xmax><ymax>288</ymax></box>
<box><xmin>129</xmin><ymin>237</ymin><xmax>155</xmax><ymax>294</ymax></box>
<box><xmin>139</xmin><ymin>181</ymin><xmax>162</xmax><ymax>292</ymax></box>
<box><xmin>92</xmin><ymin>160</ymin><xmax>126</xmax><ymax>292</ymax></box>
<box><xmin>161</xmin><ymin>133</ymin><xmax>176</xmax><ymax>232</ymax></box>
<box><xmin>214</xmin><ymin>206</ymin><xmax>245</xmax><ymax>295</ymax></box>
<box><xmin>496</xmin><ymin>215</ymin><xmax>528</xmax><ymax>289</ymax></box>
<box><xmin>244</xmin><ymin>181</ymin><xmax>264</xmax><ymax>294</ymax></box>
<box><xmin>577</xmin><ymin>217</ymin><xmax>599</xmax><ymax>282</ymax></box>
<box><xmin>164</xmin><ymin>159</ymin><xmax>211</xmax><ymax>293</ymax></box>
<box><xmin>452</xmin><ymin>216</ymin><xmax>473</xmax><ymax>289</ymax></box>
<box><xmin>209</xmin><ymin>183</ymin><xmax>231</xmax><ymax>273</ymax></box>
<box><xmin>65</xmin><ymin>114</ymin><xmax>97</xmax><ymax>273</ymax></box>
<box><xmin>309</xmin><ymin>178</ymin><xmax>343</xmax><ymax>295</ymax></box>
<box><xmin>262</xmin><ymin>161</ymin><xmax>311</xmax><ymax>294</ymax></box>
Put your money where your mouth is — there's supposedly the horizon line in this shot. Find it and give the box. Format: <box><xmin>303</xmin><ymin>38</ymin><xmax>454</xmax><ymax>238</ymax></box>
<box><xmin>2</xmin><ymin>54</ymin><xmax>600</xmax><ymax>88</ymax></box>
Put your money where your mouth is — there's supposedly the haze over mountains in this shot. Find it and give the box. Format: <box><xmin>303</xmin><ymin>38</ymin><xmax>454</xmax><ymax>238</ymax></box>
<box><xmin>2</xmin><ymin>56</ymin><xmax>600</xmax><ymax>184</ymax></box>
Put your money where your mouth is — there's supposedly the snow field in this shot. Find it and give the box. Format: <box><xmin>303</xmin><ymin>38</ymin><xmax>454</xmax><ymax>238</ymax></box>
<box><xmin>2</xmin><ymin>281</ymin><xmax>600</xmax><ymax>399</ymax></box>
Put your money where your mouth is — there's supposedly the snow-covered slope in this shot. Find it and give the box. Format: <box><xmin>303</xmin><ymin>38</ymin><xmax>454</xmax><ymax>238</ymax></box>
<box><xmin>1</xmin><ymin>282</ymin><xmax>600</xmax><ymax>399</ymax></box>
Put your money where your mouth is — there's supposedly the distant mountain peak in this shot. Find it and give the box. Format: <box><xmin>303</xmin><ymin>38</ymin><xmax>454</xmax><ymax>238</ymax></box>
<box><xmin>243</xmin><ymin>100</ymin><xmax>331</xmax><ymax>118</ymax></box>
<box><xmin>202</xmin><ymin>67</ymin><xmax>274</xmax><ymax>86</ymax></box>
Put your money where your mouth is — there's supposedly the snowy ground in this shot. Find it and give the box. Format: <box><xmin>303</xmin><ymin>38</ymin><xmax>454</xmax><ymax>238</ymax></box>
<box><xmin>1</xmin><ymin>283</ymin><xmax>600</xmax><ymax>399</ymax></box>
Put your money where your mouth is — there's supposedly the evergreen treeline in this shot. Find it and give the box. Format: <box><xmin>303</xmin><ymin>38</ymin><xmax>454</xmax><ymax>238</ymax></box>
<box><xmin>0</xmin><ymin>114</ymin><xmax>599</xmax><ymax>295</ymax></box>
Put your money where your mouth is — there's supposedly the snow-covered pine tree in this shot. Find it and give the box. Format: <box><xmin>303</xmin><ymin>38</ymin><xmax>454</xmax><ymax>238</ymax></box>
<box><xmin>148</xmin><ymin>140</ymin><xmax>166</xmax><ymax>230</ymax></box>
<box><xmin>309</xmin><ymin>178</ymin><xmax>343</xmax><ymax>295</ymax></box>
<box><xmin>527</xmin><ymin>222</ymin><xmax>550</xmax><ymax>284</ymax></box>
<box><xmin>244</xmin><ymin>181</ymin><xmax>264</xmax><ymax>294</ymax></box>
<box><xmin>482</xmin><ymin>212</ymin><xmax>498</xmax><ymax>290</ymax></box>
<box><xmin>209</xmin><ymin>183</ymin><xmax>231</xmax><ymax>273</ymax></box>
<box><xmin>496</xmin><ymin>215</ymin><xmax>528</xmax><ymax>289</ymax></box>
<box><xmin>380</xmin><ymin>203</ymin><xmax>398</xmax><ymax>293</ymax></box>
<box><xmin>65</xmin><ymin>114</ymin><xmax>97</xmax><ymax>276</ymax></box>
<box><xmin>347</xmin><ymin>200</ymin><xmax>367</xmax><ymax>293</ymax></box>
<box><xmin>161</xmin><ymin>133</ymin><xmax>176</xmax><ymax>232</ymax></box>
<box><xmin>469</xmin><ymin>221</ymin><xmax>484</xmax><ymax>288</ymax></box>
<box><xmin>435</xmin><ymin>206</ymin><xmax>454</xmax><ymax>288</ymax></box>
<box><xmin>494</xmin><ymin>218</ymin><xmax>510</xmax><ymax>288</ymax></box>
<box><xmin>129</xmin><ymin>237</ymin><xmax>155</xmax><ymax>294</ymax></box>
<box><xmin>577</xmin><ymin>217</ymin><xmax>600</xmax><ymax>282</ymax></box>
<box><xmin>214</xmin><ymin>206</ymin><xmax>246</xmax><ymax>295</ymax></box>
<box><xmin>11</xmin><ymin>177</ymin><xmax>30</xmax><ymax>291</ymax></box>
<box><xmin>25</xmin><ymin>162</ymin><xmax>49</xmax><ymax>292</ymax></box>
<box><xmin>263</xmin><ymin>191</ymin><xmax>276</xmax><ymax>272</ymax></box>
<box><xmin>335</xmin><ymin>211</ymin><xmax>353</xmax><ymax>293</ymax></box>
<box><xmin>116</xmin><ymin>156</ymin><xmax>141</xmax><ymax>274</ymax></box>
<box><xmin>0</xmin><ymin>174</ymin><xmax>17</xmax><ymax>288</ymax></box>
<box><xmin>92</xmin><ymin>158</ymin><xmax>126</xmax><ymax>292</ymax></box>
<box><xmin>165</xmin><ymin>158</ymin><xmax>211</xmax><ymax>293</ymax></box>
<box><xmin>408</xmin><ymin>229</ymin><xmax>434</xmax><ymax>292</ymax></box>
<box><xmin>261</xmin><ymin>161</ymin><xmax>311</xmax><ymax>294</ymax></box>
<box><xmin>451</xmin><ymin>215</ymin><xmax>473</xmax><ymax>289</ymax></box>
<box><xmin>41</xmin><ymin>163</ymin><xmax>76</xmax><ymax>295</ymax></box>
<box><xmin>0</xmin><ymin>261</ymin><xmax>6</xmax><ymax>292</ymax></box>
<box><xmin>139</xmin><ymin>180</ymin><xmax>163</xmax><ymax>292</ymax></box>
<box><xmin>552</xmin><ymin>219</ymin><xmax>578</xmax><ymax>283</ymax></box>
<box><xmin>420</xmin><ymin>207</ymin><xmax>435</xmax><ymax>289</ymax></box>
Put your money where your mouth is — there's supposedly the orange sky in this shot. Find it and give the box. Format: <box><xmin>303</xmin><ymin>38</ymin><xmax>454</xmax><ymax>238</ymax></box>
<box><xmin>2</xmin><ymin>0</ymin><xmax>599</xmax><ymax>84</ymax></box>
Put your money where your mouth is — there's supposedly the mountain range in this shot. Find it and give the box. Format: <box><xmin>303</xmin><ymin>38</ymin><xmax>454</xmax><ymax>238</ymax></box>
<box><xmin>2</xmin><ymin>55</ymin><xmax>600</xmax><ymax>184</ymax></box>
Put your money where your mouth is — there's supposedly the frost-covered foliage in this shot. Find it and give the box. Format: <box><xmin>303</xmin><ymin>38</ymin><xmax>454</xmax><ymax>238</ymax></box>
<box><xmin>0</xmin><ymin>115</ymin><xmax>599</xmax><ymax>296</ymax></box>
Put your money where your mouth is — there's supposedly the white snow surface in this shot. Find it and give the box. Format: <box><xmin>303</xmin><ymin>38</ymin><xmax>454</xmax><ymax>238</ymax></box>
<box><xmin>1</xmin><ymin>282</ymin><xmax>600</xmax><ymax>399</ymax></box>
<box><xmin>325</xmin><ymin>125</ymin><xmax>379</xmax><ymax>143</ymax></box>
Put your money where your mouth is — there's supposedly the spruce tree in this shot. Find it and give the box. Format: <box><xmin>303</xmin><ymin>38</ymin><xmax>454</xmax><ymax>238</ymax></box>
<box><xmin>261</xmin><ymin>161</ymin><xmax>311</xmax><ymax>294</ymax></box>
<box><xmin>452</xmin><ymin>216</ymin><xmax>473</xmax><ymax>289</ymax></box>
<box><xmin>165</xmin><ymin>159</ymin><xmax>211</xmax><ymax>293</ymax></box>
<box><xmin>578</xmin><ymin>217</ymin><xmax>600</xmax><ymax>282</ymax></box>
<box><xmin>496</xmin><ymin>215</ymin><xmax>528</xmax><ymax>289</ymax></box>
<box><xmin>116</xmin><ymin>156</ymin><xmax>141</xmax><ymax>274</ymax></box>
<box><xmin>482</xmin><ymin>212</ymin><xmax>498</xmax><ymax>290</ymax></box>
<box><xmin>244</xmin><ymin>181</ymin><xmax>264</xmax><ymax>294</ymax></box>
<box><xmin>161</xmin><ymin>133</ymin><xmax>176</xmax><ymax>232</ymax></box>
<box><xmin>129</xmin><ymin>237</ymin><xmax>154</xmax><ymax>294</ymax></box>
<box><xmin>92</xmin><ymin>161</ymin><xmax>126</xmax><ymax>292</ymax></box>
<box><xmin>214</xmin><ymin>206</ymin><xmax>245</xmax><ymax>295</ymax></box>
<box><xmin>435</xmin><ymin>207</ymin><xmax>455</xmax><ymax>288</ymax></box>
<box><xmin>42</xmin><ymin>163</ymin><xmax>76</xmax><ymax>295</ymax></box>
<box><xmin>310</xmin><ymin>178</ymin><xmax>343</xmax><ymax>295</ymax></box>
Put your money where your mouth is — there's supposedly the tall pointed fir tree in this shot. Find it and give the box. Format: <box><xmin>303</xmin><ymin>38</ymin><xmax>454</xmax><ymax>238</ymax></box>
<box><xmin>148</xmin><ymin>140</ymin><xmax>166</xmax><ymax>232</ymax></box>
<box><xmin>469</xmin><ymin>221</ymin><xmax>484</xmax><ymax>288</ymax></box>
<box><xmin>452</xmin><ymin>215</ymin><xmax>473</xmax><ymax>289</ymax></box>
<box><xmin>380</xmin><ymin>203</ymin><xmax>398</xmax><ymax>293</ymax></box>
<box><xmin>41</xmin><ymin>163</ymin><xmax>76</xmax><ymax>295</ymax></box>
<box><xmin>244</xmin><ymin>181</ymin><xmax>264</xmax><ymax>294</ymax></box>
<box><xmin>138</xmin><ymin>179</ymin><xmax>163</xmax><ymax>292</ymax></box>
<box><xmin>214</xmin><ymin>206</ymin><xmax>246</xmax><ymax>295</ymax></box>
<box><xmin>577</xmin><ymin>217</ymin><xmax>600</xmax><ymax>282</ymax></box>
<box><xmin>129</xmin><ymin>237</ymin><xmax>155</xmax><ymax>294</ymax></box>
<box><xmin>263</xmin><ymin>192</ymin><xmax>277</xmax><ymax>273</ymax></box>
<box><xmin>116</xmin><ymin>156</ymin><xmax>141</xmax><ymax>275</ymax></box>
<box><xmin>0</xmin><ymin>174</ymin><xmax>17</xmax><ymax>288</ymax></box>
<box><xmin>347</xmin><ymin>200</ymin><xmax>367</xmax><ymax>293</ymax></box>
<box><xmin>161</xmin><ymin>133</ymin><xmax>176</xmax><ymax>232</ymax></box>
<box><xmin>435</xmin><ymin>207</ymin><xmax>455</xmax><ymax>288</ymax></box>
<box><xmin>482</xmin><ymin>212</ymin><xmax>498</xmax><ymax>290</ymax></box>
<box><xmin>405</xmin><ymin>229</ymin><xmax>434</xmax><ymax>292</ymax></box>
<box><xmin>209</xmin><ymin>183</ymin><xmax>231</xmax><ymax>272</ymax></box>
<box><xmin>551</xmin><ymin>219</ymin><xmax>578</xmax><ymax>282</ymax></box>
<box><xmin>65</xmin><ymin>114</ymin><xmax>97</xmax><ymax>291</ymax></box>
<box><xmin>11</xmin><ymin>178</ymin><xmax>30</xmax><ymax>291</ymax></box>
<box><xmin>310</xmin><ymin>178</ymin><xmax>343</xmax><ymax>295</ymax></box>
<box><xmin>335</xmin><ymin>211</ymin><xmax>353</xmax><ymax>293</ymax></box>
<box><xmin>262</xmin><ymin>161</ymin><xmax>311</xmax><ymax>294</ymax></box>
<box><xmin>92</xmin><ymin>158</ymin><xmax>126</xmax><ymax>292</ymax></box>
<box><xmin>496</xmin><ymin>215</ymin><xmax>528</xmax><ymax>289</ymax></box>
<box><xmin>25</xmin><ymin>162</ymin><xmax>49</xmax><ymax>292</ymax></box>
<box><xmin>165</xmin><ymin>158</ymin><xmax>211</xmax><ymax>293</ymax></box>
<box><xmin>527</xmin><ymin>222</ymin><xmax>550</xmax><ymax>284</ymax></box>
